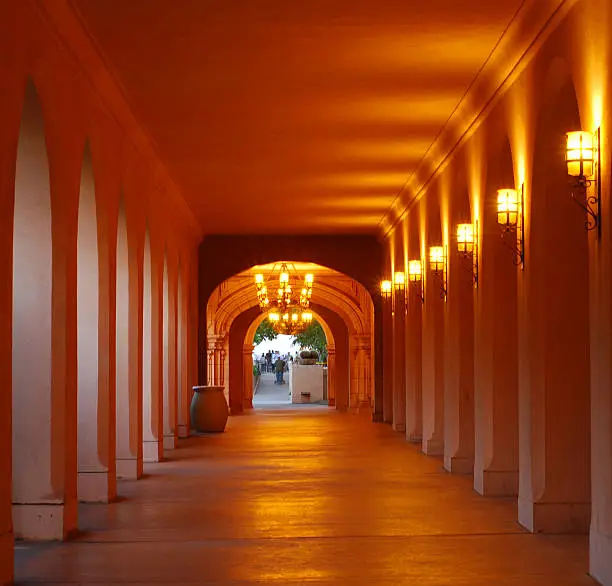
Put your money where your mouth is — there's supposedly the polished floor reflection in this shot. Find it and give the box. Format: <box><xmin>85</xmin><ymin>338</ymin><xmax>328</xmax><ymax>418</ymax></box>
<box><xmin>15</xmin><ymin>410</ymin><xmax>594</xmax><ymax>585</ymax></box>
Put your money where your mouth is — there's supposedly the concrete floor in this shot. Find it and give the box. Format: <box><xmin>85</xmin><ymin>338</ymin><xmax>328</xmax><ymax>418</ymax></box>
<box><xmin>15</xmin><ymin>409</ymin><xmax>594</xmax><ymax>585</ymax></box>
<box><xmin>253</xmin><ymin>372</ymin><xmax>292</xmax><ymax>406</ymax></box>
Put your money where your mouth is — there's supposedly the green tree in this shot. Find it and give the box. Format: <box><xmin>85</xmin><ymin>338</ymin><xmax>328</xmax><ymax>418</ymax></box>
<box><xmin>254</xmin><ymin>319</ymin><xmax>278</xmax><ymax>345</ymax></box>
<box><xmin>293</xmin><ymin>320</ymin><xmax>327</xmax><ymax>362</ymax></box>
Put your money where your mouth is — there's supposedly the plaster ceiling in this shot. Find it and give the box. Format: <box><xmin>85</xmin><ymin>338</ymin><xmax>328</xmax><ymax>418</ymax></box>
<box><xmin>72</xmin><ymin>0</ymin><xmax>523</xmax><ymax>234</ymax></box>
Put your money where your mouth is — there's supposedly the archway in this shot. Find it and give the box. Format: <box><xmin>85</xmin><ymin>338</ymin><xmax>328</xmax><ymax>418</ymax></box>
<box><xmin>77</xmin><ymin>142</ymin><xmax>108</xmax><ymax>501</ymax></box>
<box><xmin>247</xmin><ymin>309</ymin><xmax>335</xmax><ymax>409</ymax></box>
<box><xmin>12</xmin><ymin>82</ymin><xmax>56</xmax><ymax>537</ymax></box>
<box><xmin>208</xmin><ymin>262</ymin><xmax>374</xmax><ymax>416</ymax></box>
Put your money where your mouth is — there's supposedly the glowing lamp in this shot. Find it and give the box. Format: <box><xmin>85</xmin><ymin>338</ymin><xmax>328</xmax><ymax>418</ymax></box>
<box><xmin>255</xmin><ymin>273</ymin><xmax>264</xmax><ymax>285</ymax></box>
<box><xmin>497</xmin><ymin>189</ymin><xmax>519</xmax><ymax>228</ymax></box>
<box><xmin>305</xmin><ymin>273</ymin><xmax>314</xmax><ymax>284</ymax></box>
<box><xmin>566</xmin><ymin>131</ymin><xmax>594</xmax><ymax>178</ymax></box>
<box><xmin>408</xmin><ymin>260</ymin><xmax>422</xmax><ymax>283</ymax></box>
<box><xmin>456</xmin><ymin>224</ymin><xmax>474</xmax><ymax>254</ymax></box>
<box><xmin>280</xmin><ymin>271</ymin><xmax>289</xmax><ymax>284</ymax></box>
<box><xmin>429</xmin><ymin>246</ymin><xmax>445</xmax><ymax>273</ymax></box>
<box><xmin>302</xmin><ymin>312</ymin><xmax>313</xmax><ymax>322</ymax></box>
<box><xmin>394</xmin><ymin>271</ymin><xmax>405</xmax><ymax>291</ymax></box>
<box><xmin>380</xmin><ymin>280</ymin><xmax>392</xmax><ymax>299</ymax></box>
<box><xmin>268</xmin><ymin>312</ymin><xmax>280</xmax><ymax>322</ymax></box>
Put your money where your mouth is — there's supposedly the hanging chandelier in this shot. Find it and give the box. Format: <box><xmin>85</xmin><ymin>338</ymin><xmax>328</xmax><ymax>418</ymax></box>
<box><xmin>254</xmin><ymin>263</ymin><xmax>314</xmax><ymax>335</ymax></box>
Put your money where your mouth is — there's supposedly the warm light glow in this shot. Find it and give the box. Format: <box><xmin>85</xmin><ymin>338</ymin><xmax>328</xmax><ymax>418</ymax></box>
<box><xmin>268</xmin><ymin>312</ymin><xmax>280</xmax><ymax>322</ymax></box>
<box><xmin>497</xmin><ymin>189</ymin><xmax>519</xmax><ymax>227</ymax></box>
<box><xmin>305</xmin><ymin>273</ymin><xmax>314</xmax><ymax>284</ymax></box>
<box><xmin>566</xmin><ymin>131</ymin><xmax>594</xmax><ymax>178</ymax></box>
<box><xmin>255</xmin><ymin>273</ymin><xmax>264</xmax><ymax>285</ymax></box>
<box><xmin>380</xmin><ymin>280</ymin><xmax>392</xmax><ymax>299</ymax></box>
<box><xmin>302</xmin><ymin>312</ymin><xmax>313</xmax><ymax>322</ymax></box>
<box><xmin>456</xmin><ymin>223</ymin><xmax>474</xmax><ymax>254</ymax></box>
<box><xmin>291</xmin><ymin>312</ymin><xmax>299</xmax><ymax>322</ymax></box>
<box><xmin>429</xmin><ymin>246</ymin><xmax>445</xmax><ymax>273</ymax></box>
<box><xmin>280</xmin><ymin>271</ymin><xmax>289</xmax><ymax>283</ymax></box>
<box><xmin>408</xmin><ymin>260</ymin><xmax>422</xmax><ymax>282</ymax></box>
<box><xmin>394</xmin><ymin>271</ymin><xmax>405</xmax><ymax>290</ymax></box>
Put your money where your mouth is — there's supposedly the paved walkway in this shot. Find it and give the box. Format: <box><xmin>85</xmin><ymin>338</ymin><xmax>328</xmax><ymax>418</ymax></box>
<box><xmin>15</xmin><ymin>410</ymin><xmax>594</xmax><ymax>585</ymax></box>
<box><xmin>253</xmin><ymin>372</ymin><xmax>292</xmax><ymax>406</ymax></box>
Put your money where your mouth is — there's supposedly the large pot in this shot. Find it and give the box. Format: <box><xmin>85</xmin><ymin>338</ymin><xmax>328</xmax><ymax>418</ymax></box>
<box><xmin>190</xmin><ymin>386</ymin><xmax>229</xmax><ymax>433</ymax></box>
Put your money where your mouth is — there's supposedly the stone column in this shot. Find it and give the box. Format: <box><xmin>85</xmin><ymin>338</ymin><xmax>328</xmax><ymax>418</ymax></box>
<box><xmin>350</xmin><ymin>335</ymin><xmax>372</xmax><ymax>412</ymax></box>
<box><xmin>421</xmin><ymin>266</ymin><xmax>445</xmax><ymax>456</ymax></box>
<box><xmin>392</xmin><ymin>290</ymin><xmax>407</xmax><ymax>432</ymax></box>
<box><xmin>327</xmin><ymin>344</ymin><xmax>336</xmax><ymax>407</ymax></box>
<box><xmin>443</xmin><ymin>245</ymin><xmax>475</xmax><ymax>474</ymax></box>
<box><xmin>590</xmin><ymin>195</ymin><xmax>612</xmax><ymax>584</ymax></box>
<box><xmin>243</xmin><ymin>344</ymin><xmax>254</xmax><ymax>410</ymax></box>
<box><xmin>473</xmin><ymin>201</ymin><xmax>518</xmax><ymax>496</ymax></box>
<box><xmin>518</xmin><ymin>180</ymin><xmax>590</xmax><ymax>533</ymax></box>
<box><xmin>405</xmin><ymin>282</ymin><xmax>423</xmax><ymax>442</ymax></box>
<box><xmin>382</xmin><ymin>298</ymin><xmax>394</xmax><ymax>423</ymax></box>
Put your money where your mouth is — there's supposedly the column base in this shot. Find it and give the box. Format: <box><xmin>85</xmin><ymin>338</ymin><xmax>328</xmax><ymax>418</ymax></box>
<box><xmin>328</xmin><ymin>397</ymin><xmax>336</xmax><ymax>407</ymax></box>
<box><xmin>0</xmin><ymin>529</ymin><xmax>13</xmax><ymax>585</ymax></box>
<box><xmin>116</xmin><ymin>458</ymin><xmax>141</xmax><ymax>480</ymax></box>
<box><xmin>474</xmin><ymin>469</ymin><xmax>518</xmax><ymax>497</ymax></box>
<box><xmin>518</xmin><ymin>497</ymin><xmax>590</xmax><ymax>534</ymax></box>
<box><xmin>143</xmin><ymin>440</ymin><xmax>161</xmax><ymax>463</ymax></box>
<box><xmin>78</xmin><ymin>470</ymin><xmax>112</xmax><ymax>502</ymax></box>
<box><xmin>12</xmin><ymin>503</ymin><xmax>65</xmax><ymax>540</ymax></box>
<box><xmin>163</xmin><ymin>434</ymin><xmax>176</xmax><ymax>450</ymax></box>
<box><xmin>407</xmin><ymin>431</ymin><xmax>422</xmax><ymax>443</ymax></box>
<box><xmin>590</xmin><ymin>528</ymin><xmax>612</xmax><ymax>586</ymax></box>
<box><xmin>422</xmin><ymin>437</ymin><xmax>444</xmax><ymax>456</ymax></box>
<box><xmin>444</xmin><ymin>455</ymin><xmax>473</xmax><ymax>475</ymax></box>
<box><xmin>393</xmin><ymin>422</ymin><xmax>406</xmax><ymax>432</ymax></box>
<box><xmin>177</xmin><ymin>424</ymin><xmax>189</xmax><ymax>439</ymax></box>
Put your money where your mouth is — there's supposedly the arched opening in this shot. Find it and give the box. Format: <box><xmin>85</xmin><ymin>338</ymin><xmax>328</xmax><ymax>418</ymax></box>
<box><xmin>162</xmin><ymin>253</ymin><xmax>176</xmax><ymax>450</ymax></box>
<box><xmin>209</xmin><ymin>261</ymin><xmax>374</xmax><ymax>417</ymax></box>
<box><xmin>177</xmin><ymin>261</ymin><xmax>190</xmax><ymax>438</ymax></box>
<box><xmin>77</xmin><ymin>142</ymin><xmax>107</xmax><ymax>501</ymax></box>
<box><xmin>12</xmin><ymin>82</ymin><xmax>56</xmax><ymax>537</ymax></box>
<box><xmin>518</xmin><ymin>59</ymin><xmax>590</xmax><ymax>533</ymax></box>
<box><xmin>142</xmin><ymin>229</ymin><xmax>161</xmax><ymax>462</ymax></box>
<box><xmin>474</xmin><ymin>134</ymin><xmax>519</xmax><ymax>496</ymax></box>
<box><xmin>116</xmin><ymin>200</ymin><xmax>136</xmax><ymax>478</ymax></box>
<box><xmin>248</xmin><ymin>310</ymin><xmax>334</xmax><ymax>409</ymax></box>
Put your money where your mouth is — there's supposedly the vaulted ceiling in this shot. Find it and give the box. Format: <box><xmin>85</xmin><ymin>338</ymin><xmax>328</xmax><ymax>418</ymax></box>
<box><xmin>72</xmin><ymin>0</ymin><xmax>525</xmax><ymax>234</ymax></box>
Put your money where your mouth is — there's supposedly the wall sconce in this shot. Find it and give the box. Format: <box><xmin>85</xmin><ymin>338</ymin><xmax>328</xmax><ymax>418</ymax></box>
<box><xmin>566</xmin><ymin>129</ymin><xmax>601</xmax><ymax>235</ymax></box>
<box><xmin>380</xmin><ymin>280</ymin><xmax>392</xmax><ymax>300</ymax></box>
<box><xmin>456</xmin><ymin>222</ymin><xmax>479</xmax><ymax>285</ymax></box>
<box><xmin>497</xmin><ymin>185</ymin><xmax>524</xmax><ymax>268</ymax></box>
<box><xmin>408</xmin><ymin>259</ymin><xmax>425</xmax><ymax>303</ymax></box>
<box><xmin>429</xmin><ymin>245</ymin><xmax>447</xmax><ymax>299</ymax></box>
<box><xmin>394</xmin><ymin>271</ymin><xmax>406</xmax><ymax>293</ymax></box>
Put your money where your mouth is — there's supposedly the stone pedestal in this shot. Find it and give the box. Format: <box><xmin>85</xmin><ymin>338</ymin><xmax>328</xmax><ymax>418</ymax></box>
<box><xmin>291</xmin><ymin>364</ymin><xmax>324</xmax><ymax>403</ymax></box>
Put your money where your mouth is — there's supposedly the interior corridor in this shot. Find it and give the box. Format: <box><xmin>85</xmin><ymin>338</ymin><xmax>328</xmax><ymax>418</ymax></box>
<box><xmin>15</xmin><ymin>410</ymin><xmax>592</xmax><ymax>585</ymax></box>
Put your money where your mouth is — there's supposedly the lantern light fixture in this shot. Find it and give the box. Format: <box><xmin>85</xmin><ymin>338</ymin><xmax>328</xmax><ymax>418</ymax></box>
<box><xmin>456</xmin><ymin>222</ymin><xmax>479</xmax><ymax>285</ymax></box>
<box><xmin>497</xmin><ymin>185</ymin><xmax>525</xmax><ymax>268</ymax></box>
<box><xmin>429</xmin><ymin>245</ymin><xmax>448</xmax><ymax>299</ymax></box>
<box><xmin>394</xmin><ymin>271</ymin><xmax>406</xmax><ymax>292</ymax></box>
<box><xmin>566</xmin><ymin>129</ymin><xmax>601</xmax><ymax>235</ymax></box>
<box><xmin>408</xmin><ymin>259</ymin><xmax>425</xmax><ymax>303</ymax></box>
<box><xmin>380</xmin><ymin>279</ymin><xmax>392</xmax><ymax>300</ymax></box>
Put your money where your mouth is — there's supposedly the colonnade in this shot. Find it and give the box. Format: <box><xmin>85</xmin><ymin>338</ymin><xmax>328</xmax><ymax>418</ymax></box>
<box><xmin>0</xmin><ymin>5</ymin><xmax>200</xmax><ymax>580</ymax></box>
<box><xmin>379</xmin><ymin>6</ymin><xmax>612</xmax><ymax>582</ymax></box>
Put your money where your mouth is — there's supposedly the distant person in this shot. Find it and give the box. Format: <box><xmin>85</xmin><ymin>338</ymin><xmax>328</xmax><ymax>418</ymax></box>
<box><xmin>274</xmin><ymin>356</ymin><xmax>286</xmax><ymax>385</ymax></box>
<box><xmin>265</xmin><ymin>351</ymin><xmax>272</xmax><ymax>372</ymax></box>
